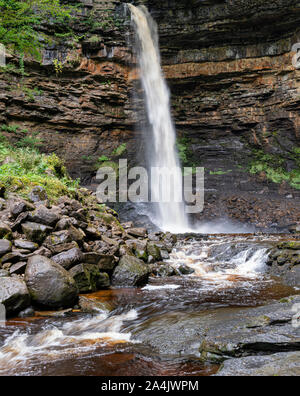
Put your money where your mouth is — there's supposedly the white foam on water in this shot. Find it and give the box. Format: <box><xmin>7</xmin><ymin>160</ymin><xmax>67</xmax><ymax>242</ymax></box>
<box><xmin>0</xmin><ymin>309</ymin><xmax>138</xmax><ymax>372</ymax></box>
<box><xmin>230</xmin><ymin>248</ymin><xmax>269</xmax><ymax>276</ymax></box>
<box><xmin>166</xmin><ymin>238</ymin><xmax>270</xmax><ymax>287</ymax></box>
<box><xmin>142</xmin><ymin>284</ymin><xmax>181</xmax><ymax>291</ymax></box>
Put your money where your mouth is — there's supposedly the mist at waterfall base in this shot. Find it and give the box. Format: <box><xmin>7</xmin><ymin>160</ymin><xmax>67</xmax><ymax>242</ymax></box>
<box><xmin>127</xmin><ymin>5</ymin><xmax>254</xmax><ymax>235</ymax></box>
<box><xmin>128</xmin><ymin>4</ymin><xmax>188</xmax><ymax>233</ymax></box>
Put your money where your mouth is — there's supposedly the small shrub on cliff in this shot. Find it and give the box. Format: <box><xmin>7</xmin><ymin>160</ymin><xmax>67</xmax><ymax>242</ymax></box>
<box><xmin>249</xmin><ymin>149</ymin><xmax>300</xmax><ymax>190</ymax></box>
<box><xmin>0</xmin><ymin>135</ymin><xmax>79</xmax><ymax>199</ymax></box>
<box><xmin>0</xmin><ymin>0</ymin><xmax>75</xmax><ymax>60</ymax></box>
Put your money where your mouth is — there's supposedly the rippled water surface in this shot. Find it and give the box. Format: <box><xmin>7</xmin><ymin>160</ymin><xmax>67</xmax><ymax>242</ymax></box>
<box><xmin>0</xmin><ymin>234</ymin><xmax>299</xmax><ymax>376</ymax></box>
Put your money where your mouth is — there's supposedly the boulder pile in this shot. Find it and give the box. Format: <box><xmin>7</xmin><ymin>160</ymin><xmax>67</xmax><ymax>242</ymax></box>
<box><xmin>267</xmin><ymin>240</ymin><xmax>300</xmax><ymax>286</ymax></box>
<box><xmin>0</xmin><ymin>188</ymin><xmax>177</xmax><ymax>316</ymax></box>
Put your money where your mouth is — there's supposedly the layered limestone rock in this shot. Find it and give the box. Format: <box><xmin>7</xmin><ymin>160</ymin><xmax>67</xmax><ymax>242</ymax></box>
<box><xmin>0</xmin><ymin>0</ymin><xmax>300</xmax><ymax>228</ymax></box>
<box><xmin>139</xmin><ymin>0</ymin><xmax>300</xmax><ymax>227</ymax></box>
<box><xmin>0</xmin><ymin>0</ymin><xmax>138</xmax><ymax>185</ymax></box>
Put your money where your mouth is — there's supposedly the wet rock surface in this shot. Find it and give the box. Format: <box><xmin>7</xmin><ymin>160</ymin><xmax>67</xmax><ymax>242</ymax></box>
<box><xmin>112</xmin><ymin>255</ymin><xmax>151</xmax><ymax>287</ymax></box>
<box><xmin>69</xmin><ymin>263</ymin><xmax>110</xmax><ymax>293</ymax></box>
<box><xmin>198</xmin><ymin>296</ymin><xmax>300</xmax><ymax>363</ymax></box>
<box><xmin>0</xmin><ymin>240</ymin><xmax>12</xmax><ymax>257</ymax></box>
<box><xmin>214</xmin><ymin>352</ymin><xmax>300</xmax><ymax>376</ymax></box>
<box><xmin>267</xmin><ymin>239</ymin><xmax>300</xmax><ymax>286</ymax></box>
<box><xmin>25</xmin><ymin>255</ymin><xmax>78</xmax><ymax>309</ymax></box>
<box><xmin>0</xmin><ymin>0</ymin><xmax>299</xmax><ymax>229</ymax></box>
<box><xmin>0</xmin><ymin>189</ymin><xmax>177</xmax><ymax>316</ymax></box>
<box><xmin>131</xmin><ymin>295</ymin><xmax>300</xmax><ymax>363</ymax></box>
<box><xmin>0</xmin><ymin>277</ymin><xmax>30</xmax><ymax>316</ymax></box>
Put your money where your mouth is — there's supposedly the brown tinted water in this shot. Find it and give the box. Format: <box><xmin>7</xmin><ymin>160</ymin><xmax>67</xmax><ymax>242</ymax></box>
<box><xmin>0</xmin><ymin>235</ymin><xmax>299</xmax><ymax>376</ymax></box>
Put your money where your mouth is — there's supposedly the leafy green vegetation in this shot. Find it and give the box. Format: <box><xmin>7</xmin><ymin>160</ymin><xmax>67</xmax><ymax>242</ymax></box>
<box><xmin>176</xmin><ymin>137</ymin><xmax>190</xmax><ymax>166</ymax></box>
<box><xmin>22</xmin><ymin>87</ymin><xmax>43</xmax><ymax>102</ymax></box>
<box><xmin>83</xmin><ymin>9</ymin><xmax>121</xmax><ymax>32</ymax></box>
<box><xmin>0</xmin><ymin>132</ymin><xmax>79</xmax><ymax>199</ymax></box>
<box><xmin>98</xmin><ymin>155</ymin><xmax>110</xmax><ymax>163</ymax></box>
<box><xmin>111</xmin><ymin>143</ymin><xmax>127</xmax><ymax>157</ymax></box>
<box><xmin>249</xmin><ymin>149</ymin><xmax>300</xmax><ymax>190</ymax></box>
<box><xmin>210</xmin><ymin>170</ymin><xmax>232</xmax><ymax>175</ymax></box>
<box><xmin>0</xmin><ymin>0</ymin><xmax>74</xmax><ymax>59</ymax></box>
<box><xmin>1</xmin><ymin>124</ymin><xmax>24</xmax><ymax>134</ymax></box>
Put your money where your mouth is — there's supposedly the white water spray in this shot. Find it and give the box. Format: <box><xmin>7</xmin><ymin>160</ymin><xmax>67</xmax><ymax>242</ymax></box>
<box><xmin>128</xmin><ymin>4</ymin><xmax>189</xmax><ymax>232</ymax></box>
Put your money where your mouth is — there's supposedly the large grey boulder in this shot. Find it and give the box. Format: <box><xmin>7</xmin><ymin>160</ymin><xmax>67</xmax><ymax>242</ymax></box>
<box><xmin>112</xmin><ymin>255</ymin><xmax>150</xmax><ymax>287</ymax></box>
<box><xmin>0</xmin><ymin>277</ymin><xmax>30</xmax><ymax>316</ymax></box>
<box><xmin>25</xmin><ymin>255</ymin><xmax>78</xmax><ymax>309</ymax></box>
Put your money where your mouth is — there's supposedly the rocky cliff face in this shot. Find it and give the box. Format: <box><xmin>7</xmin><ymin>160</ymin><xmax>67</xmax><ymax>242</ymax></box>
<box><xmin>0</xmin><ymin>0</ymin><xmax>137</xmax><ymax>184</ymax></box>
<box><xmin>141</xmin><ymin>0</ymin><xmax>300</xmax><ymax>228</ymax></box>
<box><xmin>1</xmin><ymin>0</ymin><xmax>300</xmax><ymax>229</ymax></box>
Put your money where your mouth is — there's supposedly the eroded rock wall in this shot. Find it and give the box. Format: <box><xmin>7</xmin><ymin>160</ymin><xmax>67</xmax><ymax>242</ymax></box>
<box><xmin>0</xmin><ymin>0</ymin><xmax>139</xmax><ymax>184</ymax></box>
<box><xmin>134</xmin><ymin>0</ymin><xmax>300</xmax><ymax>228</ymax></box>
<box><xmin>1</xmin><ymin>0</ymin><xmax>300</xmax><ymax>228</ymax></box>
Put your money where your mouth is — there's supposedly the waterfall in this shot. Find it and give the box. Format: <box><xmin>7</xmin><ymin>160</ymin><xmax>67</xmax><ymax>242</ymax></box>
<box><xmin>128</xmin><ymin>4</ymin><xmax>190</xmax><ymax>233</ymax></box>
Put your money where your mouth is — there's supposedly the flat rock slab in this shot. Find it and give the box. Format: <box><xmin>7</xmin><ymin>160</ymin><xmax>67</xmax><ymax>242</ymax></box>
<box><xmin>0</xmin><ymin>239</ymin><xmax>12</xmax><ymax>257</ymax></box>
<box><xmin>214</xmin><ymin>352</ymin><xmax>300</xmax><ymax>376</ymax></box>
<box><xmin>199</xmin><ymin>296</ymin><xmax>300</xmax><ymax>362</ymax></box>
<box><xmin>128</xmin><ymin>228</ymin><xmax>148</xmax><ymax>238</ymax></box>
<box><xmin>131</xmin><ymin>296</ymin><xmax>300</xmax><ymax>359</ymax></box>
<box><xmin>14</xmin><ymin>239</ymin><xmax>38</xmax><ymax>251</ymax></box>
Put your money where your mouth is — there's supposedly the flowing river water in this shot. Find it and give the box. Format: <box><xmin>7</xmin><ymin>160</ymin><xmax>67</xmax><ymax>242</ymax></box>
<box><xmin>0</xmin><ymin>234</ymin><xmax>298</xmax><ymax>376</ymax></box>
<box><xmin>0</xmin><ymin>4</ymin><xmax>298</xmax><ymax>378</ymax></box>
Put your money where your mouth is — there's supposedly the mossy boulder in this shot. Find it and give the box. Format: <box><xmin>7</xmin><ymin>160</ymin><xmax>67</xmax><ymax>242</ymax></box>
<box><xmin>70</xmin><ymin>264</ymin><xmax>110</xmax><ymax>293</ymax></box>
<box><xmin>44</xmin><ymin>230</ymin><xmax>72</xmax><ymax>247</ymax></box>
<box><xmin>112</xmin><ymin>255</ymin><xmax>150</xmax><ymax>287</ymax></box>
<box><xmin>278</xmin><ymin>241</ymin><xmax>300</xmax><ymax>250</ymax></box>
<box><xmin>0</xmin><ymin>222</ymin><xmax>12</xmax><ymax>240</ymax></box>
<box><xmin>22</xmin><ymin>222</ymin><xmax>52</xmax><ymax>244</ymax></box>
<box><xmin>147</xmin><ymin>242</ymin><xmax>162</xmax><ymax>261</ymax></box>
<box><xmin>28</xmin><ymin>187</ymin><xmax>48</xmax><ymax>203</ymax></box>
<box><xmin>178</xmin><ymin>264</ymin><xmax>195</xmax><ymax>275</ymax></box>
<box><xmin>150</xmin><ymin>262</ymin><xmax>176</xmax><ymax>277</ymax></box>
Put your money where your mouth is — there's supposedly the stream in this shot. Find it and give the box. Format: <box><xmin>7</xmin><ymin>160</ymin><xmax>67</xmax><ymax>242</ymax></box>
<box><xmin>0</xmin><ymin>234</ymin><xmax>299</xmax><ymax>376</ymax></box>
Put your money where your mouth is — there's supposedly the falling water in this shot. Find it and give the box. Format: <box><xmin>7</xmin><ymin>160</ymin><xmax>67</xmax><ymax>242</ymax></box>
<box><xmin>128</xmin><ymin>4</ymin><xmax>189</xmax><ymax>233</ymax></box>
